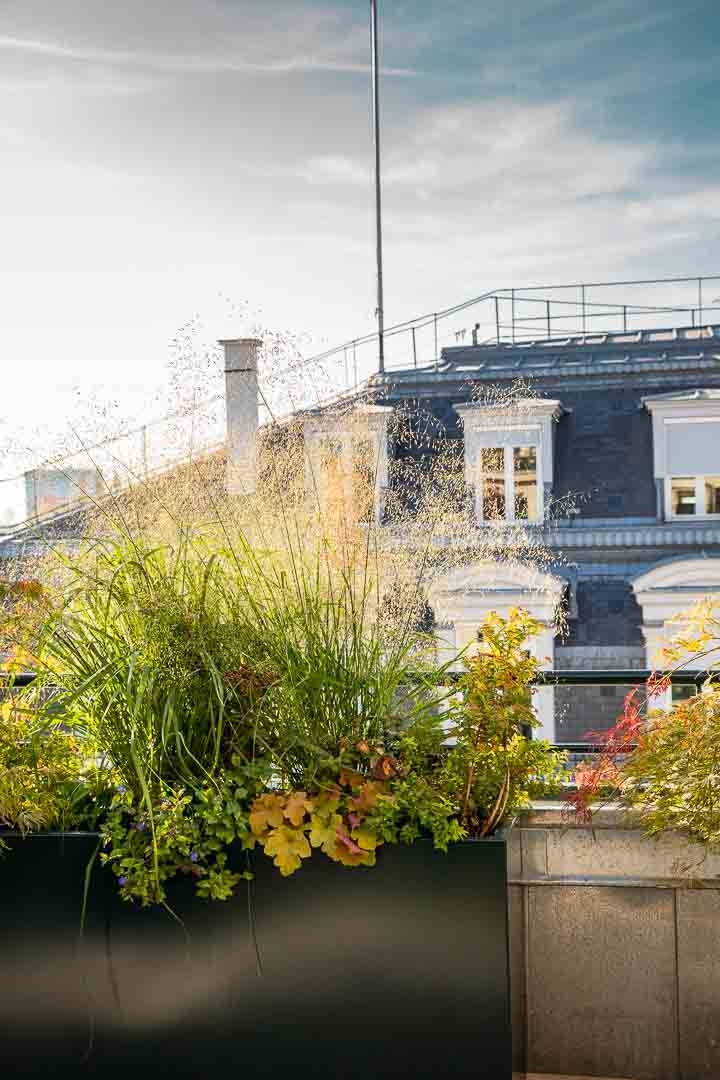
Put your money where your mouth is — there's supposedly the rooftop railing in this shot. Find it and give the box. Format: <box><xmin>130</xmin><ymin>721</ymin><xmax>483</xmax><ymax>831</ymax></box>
<box><xmin>1</xmin><ymin>668</ymin><xmax>712</xmax><ymax>757</ymax></box>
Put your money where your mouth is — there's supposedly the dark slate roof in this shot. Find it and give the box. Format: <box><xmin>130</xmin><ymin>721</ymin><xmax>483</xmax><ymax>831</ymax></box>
<box><xmin>370</xmin><ymin>324</ymin><xmax>720</xmax><ymax>393</ymax></box>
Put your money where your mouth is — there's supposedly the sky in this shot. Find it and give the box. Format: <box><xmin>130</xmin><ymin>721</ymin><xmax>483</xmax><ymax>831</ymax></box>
<box><xmin>1</xmin><ymin>0</ymin><xmax>720</xmax><ymax>520</ymax></box>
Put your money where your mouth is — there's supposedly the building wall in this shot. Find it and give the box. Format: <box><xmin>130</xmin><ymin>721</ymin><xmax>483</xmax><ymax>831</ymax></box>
<box><xmin>508</xmin><ymin>807</ymin><xmax>720</xmax><ymax>1080</ymax></box>
<box><xmin>381</xmin><ymin>369</ymin><xmax>720</xmax><ymax>741</ymax></box>
<box><xmin>553</xmin><ymin>385</ymin><xmax>657</xmax><ymax>518</ymax></box>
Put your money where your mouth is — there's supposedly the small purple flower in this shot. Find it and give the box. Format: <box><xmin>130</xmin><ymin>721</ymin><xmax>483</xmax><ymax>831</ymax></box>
<box><xmin>190</xmin><ymin>851</ymin><xmax>199</xmax><ymax>863</ymax></box>
<box><xmin>117</xmin><ymin>785</ymin><xmax>126</xmax><ymax>795</ymax></box>
<box><xmin>118</xmin><ymin>876</ymin><xmax>127</xmax><ymax>887</ymax></box>
<box><xmin>134</xmin><ymin>822</ymin><xmax>146</xmax><ymax>832</ymax></box>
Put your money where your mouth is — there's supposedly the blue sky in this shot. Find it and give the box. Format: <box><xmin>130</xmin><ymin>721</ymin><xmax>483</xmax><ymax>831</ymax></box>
<box><xmin>1</xmin><ymin>0</ymin><xmax>719</xmax><ymax>517</ymax></box>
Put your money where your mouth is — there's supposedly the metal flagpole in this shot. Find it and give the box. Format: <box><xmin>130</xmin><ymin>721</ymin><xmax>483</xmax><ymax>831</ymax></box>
<box><xmin>371</xmin><ymin>0</ymin><xmax>385</xmax><ymax>375</ymax></box>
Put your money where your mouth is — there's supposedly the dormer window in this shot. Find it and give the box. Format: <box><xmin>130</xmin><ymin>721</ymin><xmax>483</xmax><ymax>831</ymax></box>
<box><xmin>456</xmin><ymin>399</ymin><xmax>562</xmax><ymax>525</ymax></box>
<box><xmin>644</xmin><ymin>391</ymin><xmax>720</xmax><ymax>521</ymax></box>
<box><xmin>302</xmin><ymin>406</ymin><xmax>393</xmax><ymax>524</ymax></box>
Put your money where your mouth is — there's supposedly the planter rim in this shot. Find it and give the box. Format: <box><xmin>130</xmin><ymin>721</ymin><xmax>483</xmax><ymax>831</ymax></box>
<box><xmin>0</xmin><ymin>829</ymin><xmax>506</xmax><ymax>845</ymax></box>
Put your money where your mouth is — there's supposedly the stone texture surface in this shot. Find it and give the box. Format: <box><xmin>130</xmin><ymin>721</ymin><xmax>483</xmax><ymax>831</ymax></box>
<box><xmin>541</xmin><ymin>827</ymin><xmax>720</xmax><ymax>883</ymax></box>
<box><xmin>508</xmin><ymin>885</ymin><xmax>527</xmax><ymax>1077</ymax></box>
<box><xmin>677</xmin><ymin>890</ymin><xmax>720</xmax><ymax>1079</ymax></box>
<box><xmin>510</xmin><ymin>813</ymin><xmax>720</xmax><ymax>1079</ymax></box>
<box><xmin>526</xmin><ymin>885</ymin><xmax>677</xmax><ymax>1080</ymax></box>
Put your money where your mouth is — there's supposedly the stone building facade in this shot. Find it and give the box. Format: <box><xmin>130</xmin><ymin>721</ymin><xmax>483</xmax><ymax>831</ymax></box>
<box><xmin>318</xmin><ymin>325</ymin><xmax>720</xmax><ymax>742</ymax></box>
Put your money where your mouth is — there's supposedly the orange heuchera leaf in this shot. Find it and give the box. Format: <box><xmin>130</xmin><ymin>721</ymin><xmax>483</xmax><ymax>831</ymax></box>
<box><xmin>263</xmin><ymin>825</ymin><xmax>311</xmax><ymax>876</ymax></box>
<box><xmin>249</xmin><ymin>794</ymin><xmax>285</xmax><ymax>837</ymax></box>
<box><xmin>284</xmin><ymin>791</ymin><xmax>314</xmax><ymax>827</ymax></box>
<box><xmin>333</xmin><ymin>838</ymin><xmax>376</xmax><ymax>867</ymax></box>
<box><xmin>339</xmin><ymin>767</ymin><xmax>363</xmax><ymax>790</ymax></box>
<box><xmin>351</xmin><ymin>780</ymin><xmax>387</xmax><ymax>814</ymax></box>
<box><xmin>370</xmin><ymin>754</ymin><xmax>401</xmax><ymax>781</ymax></box>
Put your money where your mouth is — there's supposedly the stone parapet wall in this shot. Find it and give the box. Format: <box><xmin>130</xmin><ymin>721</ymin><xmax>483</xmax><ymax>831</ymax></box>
<box><xmin>508</xmin><ymin>806</ymin><xmax>720</xmax><ymax>1080</ymax></box>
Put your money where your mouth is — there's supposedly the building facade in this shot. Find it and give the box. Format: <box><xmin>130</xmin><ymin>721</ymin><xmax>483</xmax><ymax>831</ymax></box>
<box><xmin>299</xmin><ymin>325</ymin><xmax>720</xmax><ymax>742</ymax></box>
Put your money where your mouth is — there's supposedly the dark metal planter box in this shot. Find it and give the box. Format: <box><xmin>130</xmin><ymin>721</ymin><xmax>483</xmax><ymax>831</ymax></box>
<box><xmin>0</xmin><ymin>834</ymin><xmax>511</xmax><ymax>1078</ymax></box>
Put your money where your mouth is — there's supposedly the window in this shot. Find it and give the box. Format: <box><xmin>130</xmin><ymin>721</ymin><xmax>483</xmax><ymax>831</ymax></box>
<box><xmin>668</xmin><ymin>474</ymin><xmax>720</xmax><ymax>518</ymax></box>
<box><xmin>706</xmin><ymin>477</ymin><xmax>720</xmax><ymax>514</ymax></box>
<box><xmin>456</xmin><ymin>397</ymin><xmax>561</xmax><ymax>527</ymax></box>
<box><xmin>303</xmin><ymin>406</ymin><xmax>393</xmax><ymax>525</ymax></box>
<box><xmin>478</xmin><ymin>445</ymin><xmax>539</xmax><ymax>523</ymax></box>
<box><xmin>480</xmin><ymin>448</ymin><xmax>505</xmax><ymax>520</ymax></box>
<box><xmin>672</xmin><ymin>683</ymin><xmax>696</xmax><ymax>704</ymax></box>
<box><xmin>514</xmin><ymin>446</ymin><xmax>538</xmax><ymax>520</ymax></box>
<box><xmin>644</xmin><ymin>393</ymin><xmax>720</xmax><ymax>520</ymax></box>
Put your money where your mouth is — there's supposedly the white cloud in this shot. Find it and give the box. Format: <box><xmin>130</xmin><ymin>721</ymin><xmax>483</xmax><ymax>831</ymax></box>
<box><xmin>0</xmin><ymin>33</ymin><xmax>417</xmax><ymax>77</ymax></box>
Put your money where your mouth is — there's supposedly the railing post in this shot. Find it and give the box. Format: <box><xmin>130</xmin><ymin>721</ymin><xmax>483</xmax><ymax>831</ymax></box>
<box><xmin>511</xmin><ymin>289</ymin><xmax>516</xmax><ymax>343</ymax></box>
<box><xmin>546</xmin><ymin>301</ymin><xmax>551</xmax><ymax>338</ymax></box>
<box><xmin>698</xmin><ymin>277</ymin><xmax>704</xmax><ymax>325</ymax></box>
<box><xmin>412</xmin><ymin>326</ymin><xmax>417</xmax><ymax>367</ymax></box>
<box><xmin>433</xmin><ymin>313</ymin><xmax>439</xmax><ymax>367</ymax></box>
<box><xmin>581</xmin><ymin>284</ymin><xmax>586</xmax><ymax>333</ymax></box>
<box><xmin>495</xmin><ymin>296</ymin><xmax>501</xmax><ymax>343</ymax></box>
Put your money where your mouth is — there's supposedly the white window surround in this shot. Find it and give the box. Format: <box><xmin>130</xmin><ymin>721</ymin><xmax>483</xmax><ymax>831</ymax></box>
<box><xmin>643</xmin><ymin>391</ymin><xmax>720</xmax><ymax>521</ymax></box>
<box><xmin>429</xmin><ymin>560</ymin><xmax>566</xmax><ymax>741</ymax></box>
<box><xmin>632</xmin><ymin>557</ymin><xmax>720</xmax><ymax>709</ymax></box>
<box><xmin>455</xmin><ymin>399</ymin><xmax>563</xmax><ymax>525</ymax></box>
<box><xmin>302</xmin><ymin>405</ymin><xmax>393</xmax><ymax>522</ymax></box>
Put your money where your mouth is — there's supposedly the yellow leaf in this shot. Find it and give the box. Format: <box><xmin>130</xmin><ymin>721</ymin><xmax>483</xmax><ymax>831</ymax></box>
<box><xmin>263</xmin><ymin>825</ymin><xmax>311</xmax><ymax>876</ymax></box>
<box><xmin>333</xmin><ymin>840</ymin><xmax>375</xmax><ymax>867</ymax></box>
<box><xmin>284</xmin><ymin>791</ymin><xmax>314</xmax><ymax>827</ymax></box>
<box><xmin>309</xmin><ymin>812</ymin><xmax>343</xmax><ymax>857</ymax></box>
<box><xmin>352</xmin><ymin>827</ymin><xmax>382</xmax><ymax>852</ymax></box>
<box><xmin>312</xmin><ymin>791</ymin><xmax>341</xmax><ymax>820</ymax></box>
<box><xmin>249</xmin><ymin>794</ymin><xmax>285</xmax><ymax>837</ymax></box>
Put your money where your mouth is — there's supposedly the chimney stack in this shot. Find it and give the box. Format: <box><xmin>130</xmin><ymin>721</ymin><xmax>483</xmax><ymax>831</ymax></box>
<box><xmin>220</xmin><ymin>337</ymin><xmax>261</xmax><ymax>496</ymax></box>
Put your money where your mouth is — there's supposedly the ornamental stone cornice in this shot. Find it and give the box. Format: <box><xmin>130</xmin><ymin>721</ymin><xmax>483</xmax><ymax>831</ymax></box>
<box><xmin>542</xmin><ymin>521</ymin><xmax>720</xmax><ymax>549</ymax></box>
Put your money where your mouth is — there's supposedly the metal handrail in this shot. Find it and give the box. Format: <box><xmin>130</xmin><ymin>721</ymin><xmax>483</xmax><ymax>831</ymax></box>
<box><xmin>1</xmin><ymin>667</ymin><xmax>712</xmax><ymax>689</ymax></box>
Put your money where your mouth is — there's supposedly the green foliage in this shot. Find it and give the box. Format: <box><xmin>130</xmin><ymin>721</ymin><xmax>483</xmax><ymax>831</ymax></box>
<box><xmin>0</xmin><ymin>696</ymin><xmax>111</xmax><ymax>837</ymax></box>
<box><xmin>30</xmin><ymin>537</ymin><xmax>268</xmax><ymax>799</ymax></box>
<box><xmin>450</xmin><ymin>609</ymin><xmax>564</xmax><ymax>834</ymax></box>
<box><xmin>29</xmin><ymin>532</ymin><xmax>450</xmax><ymax>802</ymax></box>
<box><xmin>571</xmin><ymin>601</ymin><xmax>720</xmax><ymax>847</ymax></box>
<box><xmin>370</xmin><ymin>609</ymin><xmax>567</xmax><ymax>842</ymax></box>
<box><xmin>2</xmin><ymin>515</ymin><xmax>562</xmax><ymax>897</ymax></box>
<box><xmin>100</xmin><ymin>757</ymin><xmax>267</xmax><ymax>906</ymax></box>
<box><xmin>618</xmin><ymin>687</ymin><xmax>720</xmax><ymax>846</ymax></box>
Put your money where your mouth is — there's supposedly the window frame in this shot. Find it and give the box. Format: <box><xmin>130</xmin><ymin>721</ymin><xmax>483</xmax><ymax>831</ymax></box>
<box><xmin>666</xmin><ymin>471</ymin><xmax>720</xmax><ymax>521</ymax></box>
<box><xmin>476</xmin><ymin>441</ymin><xmax>543</xmax><ymax>525</ymax></box>
<box><xmin>302</xmin><ymin>407</ymin><xmax>393</xmax><ymax>525</ymax></box>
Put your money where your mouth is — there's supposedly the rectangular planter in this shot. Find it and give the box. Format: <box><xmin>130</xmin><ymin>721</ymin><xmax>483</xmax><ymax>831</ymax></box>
<box><xmin>0</xmin><ymin>834</ymin><xmax>511</xmax><ymax>1078</ymax></box>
